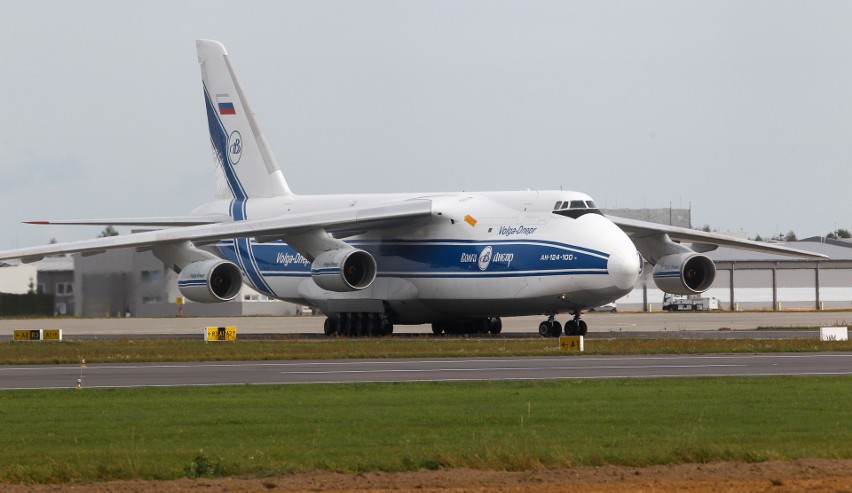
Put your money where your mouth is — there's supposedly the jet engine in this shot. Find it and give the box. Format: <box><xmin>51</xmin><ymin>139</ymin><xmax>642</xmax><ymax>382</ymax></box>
<box><xmin>652</xmin><ymin>253</ymin><xmax>716</xmax><ymax>295</ymax></box>
<box><xmin>311</xmin><ymin>248</ymin><xmax>377</xmax><ymax>292</ymax></box>
<box><xmin>177</xmin><ymin>259</ymin><xmax>243</xmax><ymax>303</ymax></box>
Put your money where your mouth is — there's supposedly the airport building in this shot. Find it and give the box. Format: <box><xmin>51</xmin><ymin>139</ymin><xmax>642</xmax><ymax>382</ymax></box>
<box><xmin>35</xmin><ymin>256</ymin><xmax>75</xmax><ymax>315</ymax></box>
<box><xmin>0</xmin><ymin>257</ymin><xmax>74</xmax><ymax>315</ymax></box>
<box><xmin>23</xmin><ymin>250</ymin><xmax>301</xmax><ymax>318</ymax></box>
<box><xmin>602</xmin><ymin>207</ymin><xmax>692</xmax><ymax>228</ymax></box>
<box><xmin>0</xmin><ymin>261</ymin><xmax>37</xmax><ymax>295</ymax></box>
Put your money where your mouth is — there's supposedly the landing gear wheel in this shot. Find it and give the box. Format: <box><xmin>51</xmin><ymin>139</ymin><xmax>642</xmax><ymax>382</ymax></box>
<box><xmin>349</xmin><ymin>314</ymin><xmax>358</xmax><ymax>336</ymax></box>
<box><xmin>364</xmin><ymin>314</ymin><xmax>377</xmax><ymax>336</ymax></box>
<box><xmin>356</xmin><ymin>314</ymin><xmax>368</xmax><ymax>337</ymax></box>
<box><xmin>551</xmin><ymin>321</ymin><xmax>562</xmax><ymax>337</ymax></box>
<box><xmin>538</xmin><ymin>320</ymin><xmax>561</xmax><ymax>338</ymax></box>
<box><xmin>489</xmin><ymin>317</ymin><xmax>502</xmax><ymax>334</ymax></box>
<box><xmin>370</xmin><ymin>315</ymin><xmax>392</xmax><ymax>336</ymax></box>
<box><xmin>338</xmin><ymin>314</ymin><xmax>350</xmax><ymax>336</ymax></box>
<box><xmin>564</xmin><ymin>320</ymin><xmax>579</xmax><ymax>336</ymax></box>
<box><xmin>432</xmin><ymin>324</ymin><xmax>444</xmax><ymax>335</ymax></box>
<box><xmin>323</xmin><ymin>317</ymin><xmax>338</xmax><ymax>336</ymax></box>
<box><xmin>563</xmin><ymin>311</ymin><xmax>586</xmax><ymax>336</ymax></box>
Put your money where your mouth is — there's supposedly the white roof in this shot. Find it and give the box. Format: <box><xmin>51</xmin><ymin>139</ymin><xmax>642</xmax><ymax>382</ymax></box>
<box><xmin>34</xmin><ymin>255</ymin><xmax>74</xmax><ymax>272</ymax></box>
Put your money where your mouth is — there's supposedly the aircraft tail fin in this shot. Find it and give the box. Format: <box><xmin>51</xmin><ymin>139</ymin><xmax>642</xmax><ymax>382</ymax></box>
<box><xmin>197</xmin><ymin>39</ymin><xmax>292</xmax><ymax>200</ymax></box>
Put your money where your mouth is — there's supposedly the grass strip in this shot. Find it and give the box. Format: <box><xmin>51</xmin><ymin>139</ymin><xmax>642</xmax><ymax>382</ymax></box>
<box><xmin>0</xmin><ymin>377</ymin><xmax>850</xmax><ymax>483</ymax></box>
<box><xmin>1</xmin><ymin>337</ymin><xmax>850</xmax><ymax>365</ymax></box>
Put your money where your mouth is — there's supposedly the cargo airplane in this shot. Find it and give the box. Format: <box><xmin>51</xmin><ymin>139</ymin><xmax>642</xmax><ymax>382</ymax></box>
<box><xmin>0</xmin><ymin>40</ymin><xmax>826</xmax><ymax>337</ymax></box>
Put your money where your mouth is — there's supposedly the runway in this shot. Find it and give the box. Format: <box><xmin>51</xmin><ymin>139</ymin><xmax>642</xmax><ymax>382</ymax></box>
<box><xmin>2</xmin><ymin>353</ymin><xmax>850</xmax><ymax>390</ymax></box>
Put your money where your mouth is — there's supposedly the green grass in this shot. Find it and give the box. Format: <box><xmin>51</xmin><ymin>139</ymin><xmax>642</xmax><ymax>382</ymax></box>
<box><xmin>1</xmin><ymin>337</ymin><xmax>851</xmax><ymax>365</ymax></box>
<box><xmin>0</xmin><ymin>377</ymin><xmax>850</xmax><ymax>483</ymax></box>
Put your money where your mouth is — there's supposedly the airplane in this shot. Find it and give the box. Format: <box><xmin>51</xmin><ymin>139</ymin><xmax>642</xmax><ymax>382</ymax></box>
<box><xmin>0</xmin><ymin>40</ymin><xmax>826</xmax><ymax>337</ymax></box>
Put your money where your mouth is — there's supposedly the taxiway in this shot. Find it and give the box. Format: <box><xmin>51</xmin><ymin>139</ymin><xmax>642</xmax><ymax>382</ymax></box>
<box><xmin>2</xmin><ymin>353</ymin><xmax>850</xmax><ymax>390</ymax></box>
<box><xmin>1</xmin><ymin>311</ymin><xmax>850</xmax><ymax>339</ymax></box>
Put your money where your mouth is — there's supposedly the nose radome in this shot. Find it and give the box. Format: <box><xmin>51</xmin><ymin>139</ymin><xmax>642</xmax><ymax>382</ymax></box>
<box><xmin>607</xmin><ymin>246</ymin><xmax>641</xmax><ymax>290</ymax></box>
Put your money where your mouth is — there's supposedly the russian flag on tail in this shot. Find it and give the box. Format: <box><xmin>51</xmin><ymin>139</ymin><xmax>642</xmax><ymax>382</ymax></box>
<box><xmin>217</xmin><ymin>94</ymin><xmax>236</xmax><ymax>115</ymax></box>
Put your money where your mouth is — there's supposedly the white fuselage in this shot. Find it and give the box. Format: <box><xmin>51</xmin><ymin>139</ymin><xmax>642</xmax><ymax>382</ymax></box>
<box><xmin>194</xmin><ymin>189</ymin><xmax>642</xmax><ymax>324</ymax></box>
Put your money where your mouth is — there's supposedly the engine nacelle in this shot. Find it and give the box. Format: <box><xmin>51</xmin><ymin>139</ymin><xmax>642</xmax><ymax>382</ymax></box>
<box><xmin>177</xmin><ymin>259</ymin><xmax>243</xmax><ymax>303</ymax></box>
<box><xmin>311</xmin><ymin>248</ymin><xmax>377</xmax><ymax>292</ymax></box>
<box><xmin>652</xmin><ymin>253</ymin><xmax>716</xmax><ymax>295</ymax></box>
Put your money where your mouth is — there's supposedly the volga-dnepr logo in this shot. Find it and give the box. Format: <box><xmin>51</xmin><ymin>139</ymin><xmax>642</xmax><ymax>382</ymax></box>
<box><xmin>461</xmin><ymin>245</ymin><xmax>513</xmax><ymax>271</ymax></box>
<box><xmin>478</xmin><ymin>246</ymin><xmax>492</xmax><ymax>271</ymax></box>
<box><xmin>228</xmin><ymin>130</ymin><xmax>242</xmax><ymax>165</ymax></box>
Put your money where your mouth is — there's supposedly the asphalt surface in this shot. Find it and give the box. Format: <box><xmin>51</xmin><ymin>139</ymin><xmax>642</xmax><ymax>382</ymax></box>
<box><xmin>2</xmin><ymin>311</ymin><xmax>851</xmax><ymax>339</ymax></box>
<box><xmin>2</xmin><ymin>353</ymin><xmax>850</xmax><ymax>390</ymax></box>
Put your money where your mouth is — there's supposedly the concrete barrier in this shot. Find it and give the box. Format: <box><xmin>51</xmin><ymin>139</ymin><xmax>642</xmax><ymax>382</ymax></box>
<box><xmin>819</xmin><ymin>327</ymin><xmax>848</xmax><ymax>341</ymax></box>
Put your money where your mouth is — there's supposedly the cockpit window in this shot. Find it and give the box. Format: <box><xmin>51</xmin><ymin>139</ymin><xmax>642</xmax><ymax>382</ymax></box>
<box><xmin>551</xmin><ymin>198</ymin><xmax>603</xmax><ymax>219</ymax></box>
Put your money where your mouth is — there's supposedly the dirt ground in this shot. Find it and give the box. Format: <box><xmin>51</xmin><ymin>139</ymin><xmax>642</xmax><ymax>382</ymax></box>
<box><xmin>3</xmin><ymin>459</ymin><xmax>851</xmax><ymax>493</ymax></box>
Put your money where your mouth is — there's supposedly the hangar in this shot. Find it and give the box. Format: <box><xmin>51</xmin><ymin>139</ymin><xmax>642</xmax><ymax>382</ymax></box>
<box><xmin>601</xmin><ymin>207</ymin><xmax>852</xmax><ymax>311</ymax></box>
<box><xmin>618</xmin><ymin>238</ymin><xmax>852</xmax><ymax>311</ymax></box>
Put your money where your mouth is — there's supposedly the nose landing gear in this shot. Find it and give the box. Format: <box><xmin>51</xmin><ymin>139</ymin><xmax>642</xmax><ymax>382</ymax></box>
<box><xmin>538</xmin><ymin>311</ymin><xmax>587</xmax><ymax>337</ymax></box>
<box><xmin>538</xmin><ymin>314</ymin><xmax>562</xmax><ymax>337</ymax></box>
<box><xmin>563</xmin><ymin>311</ymin><xmax>588</xmax><ymax>336</ymax></box>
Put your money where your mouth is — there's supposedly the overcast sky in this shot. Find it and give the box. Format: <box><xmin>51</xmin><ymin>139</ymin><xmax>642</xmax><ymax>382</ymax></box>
<box><xmin>2</xmin><ymin>1</ymin><xmax>851</xmax><ymax>249</ymax></box>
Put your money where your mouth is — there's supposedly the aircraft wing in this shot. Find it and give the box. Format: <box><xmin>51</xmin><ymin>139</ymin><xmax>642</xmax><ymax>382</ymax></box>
<box><xmin>609</xmin><ymin>216</ymin><xmax>828</xmax><ymax>260</ymax></box>
<box><xmin>0</xmin><ymin>200</ymin><xmax>432</xmax><ymax>263</ymax></box>
<box><xmin>23</xmin><ymin>215</ymin><xmax>229</xmax><ymax>227</ymax></box>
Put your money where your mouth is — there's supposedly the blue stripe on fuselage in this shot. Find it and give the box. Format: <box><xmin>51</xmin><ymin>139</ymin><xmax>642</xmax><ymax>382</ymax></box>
<box><xmin>226</xmin><ymin>199</ymin><xmax>276</xmax><ymax>297</ymax></box>
<box><xmin>214</xmin><ymin>239</ymin><xmax>610</xmax><ymax>281</ymax></box>
<box><xmin>348</xmin><ymin>238</ymin><xmax>610</xmax><ymax>260</ymax></box>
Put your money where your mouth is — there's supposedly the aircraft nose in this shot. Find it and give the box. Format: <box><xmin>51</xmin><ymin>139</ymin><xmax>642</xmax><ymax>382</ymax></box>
<box><xmin>607</xmin><ymin>246</ymin><xmax>641</xmax><ymax>290</ymax></box>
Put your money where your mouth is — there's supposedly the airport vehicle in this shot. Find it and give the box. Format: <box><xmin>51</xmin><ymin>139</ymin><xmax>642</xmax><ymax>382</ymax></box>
<box><xmin>661</xmin><ymin>294</ymin><xmax>720</xmax><ymax>311</ymax></box>
<box><xmin>0</xmin><ymin>40</ymin><xmax>825</xmax><ymax>337</ymax></box>
<box><xmin>588</xmin><ymin>303</ymin><xmax>617</xmax><ymax>312</ymax></box>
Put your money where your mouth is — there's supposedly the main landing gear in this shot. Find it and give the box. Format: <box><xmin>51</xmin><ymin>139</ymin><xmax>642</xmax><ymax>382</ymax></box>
<box><xmin>431</xmin><ymin>317</ymin><xmax>503</xmax><ymax>335</ymax></box>
<box><xmin>538</xmin><ymin>311</ymin><xmax>587</xmax><ymax>338</ymax></box>
<box><xmin>324</xmin><ymin>313</ymin><xmax>393</xmax><ymax>337</ymax></box>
